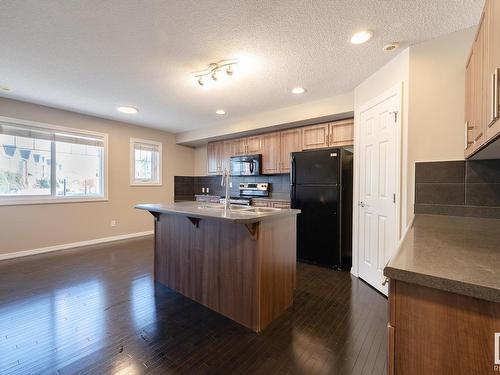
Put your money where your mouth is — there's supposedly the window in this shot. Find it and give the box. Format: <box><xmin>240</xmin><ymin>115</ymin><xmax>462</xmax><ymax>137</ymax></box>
<box><xmin>0</xmin><ymin>117</ymin><xmax>107</xmax><ymax>205</ymax></box>
<box><xmin>130</xmin><ymin>138</ymin><xmax>162</xmax><ymax>185</ymax></box>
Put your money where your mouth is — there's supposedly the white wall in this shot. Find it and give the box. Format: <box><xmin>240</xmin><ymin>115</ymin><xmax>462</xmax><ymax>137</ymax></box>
<box><xmin>177</xmin><ymin>91</ymin><xmax>354</xmax><ymax>145</ymax></box>
<box><xmin>407</xmin><ymin>27</ymin><xmax>475</xmax><ymax>223</ymax></box>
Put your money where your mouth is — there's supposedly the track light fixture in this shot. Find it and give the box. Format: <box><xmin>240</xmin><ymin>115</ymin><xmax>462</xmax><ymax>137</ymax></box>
<box><xmin>194</xmin><ymin>59</ymin><xmax>237</xmax><ymax>86</ymax></box>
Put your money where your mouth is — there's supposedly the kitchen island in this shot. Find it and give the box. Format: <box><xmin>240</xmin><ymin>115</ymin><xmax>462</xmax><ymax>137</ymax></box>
<box><xmin>136</xmin><ymin>202</ymin><xmax>300</xmax><ymax>332</ymax></box>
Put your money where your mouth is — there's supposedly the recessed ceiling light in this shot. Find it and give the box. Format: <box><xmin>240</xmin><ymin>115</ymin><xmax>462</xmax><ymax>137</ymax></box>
<box><xmin>117</xmin><ymin>106</ymin><xmax>138</xmax><ymax>114</ymax></box>
<box><xmin>291</xmin><ymin>87</ymin><xmax>306</xmax><ymax>94</ymax></box>
<box><xmin>383</xmin><ymin>42</ymin><xmax>400</xmax><ymax>52</ymax></box>
<box><xmin>215</xmin><ymin>109</ymin><xmax>226</xmax><ymax>115</ymax></box>
<box><xmin>350</xmin><ymin>30</ymin><xmax>373</xmax><ymax>45</ymax></box>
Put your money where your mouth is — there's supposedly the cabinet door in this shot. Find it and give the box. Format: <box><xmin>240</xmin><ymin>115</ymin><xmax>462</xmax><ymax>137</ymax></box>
<box><xmin>329</xmin><ymin>119</ymin><xmax>354</xmax><ymax>146</ymax></box>
<box><xmin>473</xmin><ymin>17</ymin><xmax>485</xmax><ymax>144</ymax></box>
<box><xmin>207</xmin><ymin>142</ymin><xmax>218</xmax><ymax>175</ymax></box>
<box><xmin>207</xmin><ymin>141</ymin><xmax>223</xmax><ymax>175</ymax></box>
<box><xmin>251</xmin><ymin>200</ymin><xmax>270</xmax><ymax>207</ymax></box>
<box><xmin>301</xmin><ymin>123</ymin><xmax>329</xmax><ymax>150</ymax></box>
<box><xmin>280</xmin><ymin>128</ymin><xmax>302</xmax><ymax>173</ymax></box>
<box><xmin>261</xmin><ymin>132</ymin><xmax>281</xmax><ymax>174</ymax></box>
<box><xmin>235</xmin><ymin>138</ymin><xmax>247</xmax><ymax>155</ymax></box>
<box><xmin>270</xmin><ymin>201</ymin><xmax>291</xmax><ymax>209</ymax></box>
<box><xmin>486</xmin><ymin>0</ymin><xmax>500</xmax><ymax>141</ymax></box>
<box><xmin>465</xmin><ymin>52</ymin><xmax>475</xmax><ymax>153</ymax></box>
<box><xmin>246</xmin><ymin>136</ymin><xmax>262</xmax><ymax>155</ymax></box>
<box><xmin>223</xmin><ymin>140</ymin><xmax>238</xmax><ymax>172</ymax></box>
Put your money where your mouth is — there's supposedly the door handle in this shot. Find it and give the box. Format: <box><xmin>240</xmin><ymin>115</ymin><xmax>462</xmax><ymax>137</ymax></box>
<box><xmin>358</xmin><ymin>201</ymin><xmax>367</xmax><ymax>208</ymax></box>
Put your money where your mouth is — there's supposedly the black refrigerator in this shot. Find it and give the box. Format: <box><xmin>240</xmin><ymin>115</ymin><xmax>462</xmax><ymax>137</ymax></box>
<box><xmin>291</xmin><ymin>148</ymin><xmax>353</xmax><ymax>270</ymax></box>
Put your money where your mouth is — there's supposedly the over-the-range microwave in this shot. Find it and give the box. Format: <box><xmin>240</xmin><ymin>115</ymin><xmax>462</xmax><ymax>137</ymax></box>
<box><xmin>230</xmin><ymin>154</ymin><xmax>261</xmax><ymax>176</ymax></box>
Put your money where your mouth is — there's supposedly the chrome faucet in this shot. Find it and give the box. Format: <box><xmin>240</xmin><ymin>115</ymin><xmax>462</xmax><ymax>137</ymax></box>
<box><xmin>221</xmin><ymin>168</ymin><xmax>231</xmax><ymax>214</ymax></box>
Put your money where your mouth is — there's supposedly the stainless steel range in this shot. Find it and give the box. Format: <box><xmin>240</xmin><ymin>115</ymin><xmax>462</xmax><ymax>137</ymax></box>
<box><xmin>220</xmin><ymin>182</ymin><xmax>269</xmax><ymax>206</ymax></box>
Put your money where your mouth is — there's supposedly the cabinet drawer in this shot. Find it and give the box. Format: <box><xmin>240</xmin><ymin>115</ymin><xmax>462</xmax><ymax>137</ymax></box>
<box><xmin>251</xmin><ymin>200</ymin><xmax>270</xmax><ymax>207</ymax></box>
<box><xmin>271</xmin><ymin>201</ymin><xmax>291</xmax><ymax>209</ymax></box>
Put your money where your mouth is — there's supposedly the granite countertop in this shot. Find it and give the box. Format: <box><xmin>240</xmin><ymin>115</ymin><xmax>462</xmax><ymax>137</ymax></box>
<box><xmin>384</xmin><ymin>214</ymin><xmax>500</xmax><ymax>302</ymax></box>
<box><xmin>136</xmin><ymin>202</ymin><xmax>300</xmax><ymax>224</ymax></box>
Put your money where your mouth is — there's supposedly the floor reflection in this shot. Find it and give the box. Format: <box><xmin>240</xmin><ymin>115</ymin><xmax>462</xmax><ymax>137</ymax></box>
<box><xmin>0</xmin><ymin>238</ymin><xmax>388</xmax><ymax>374</ymax></box>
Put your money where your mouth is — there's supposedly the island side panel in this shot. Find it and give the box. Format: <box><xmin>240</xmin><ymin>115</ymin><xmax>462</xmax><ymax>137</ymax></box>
<box><xmin>257</xmin><ymin>215</ymin><xmax>297</xmax><ymax>331</ymax></box>
<box><xmin>154</xmin><ymin>213</ymin><xmax>261</xmax><ymax>331</ymax></box>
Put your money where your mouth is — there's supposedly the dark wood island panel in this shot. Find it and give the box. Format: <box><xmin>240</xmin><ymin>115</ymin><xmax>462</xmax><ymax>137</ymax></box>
<box><xmin>153</xmin><ymin>212</ymin><xmax>297</xmax><ymax>332</ymax></box>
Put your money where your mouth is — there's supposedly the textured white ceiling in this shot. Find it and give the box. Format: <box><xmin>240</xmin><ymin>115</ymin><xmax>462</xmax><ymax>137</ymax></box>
<box><xmin>0</xmin><ymin>0</ymin><xmax>483</xmax><ymax>133</ymax></box>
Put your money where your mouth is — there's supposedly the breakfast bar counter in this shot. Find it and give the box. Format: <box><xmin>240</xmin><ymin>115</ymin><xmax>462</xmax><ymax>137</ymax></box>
<box><xmin>136</xmin><ymin>202</ymin><xmax>300</xmax><ymax>332</ymax></box>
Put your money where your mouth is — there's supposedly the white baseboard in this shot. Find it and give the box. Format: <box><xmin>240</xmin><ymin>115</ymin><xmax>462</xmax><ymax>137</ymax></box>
<box><xmin>0</xmin><ymin>231</ymin><xmax>154</xmax><ymax>261</ymax></box>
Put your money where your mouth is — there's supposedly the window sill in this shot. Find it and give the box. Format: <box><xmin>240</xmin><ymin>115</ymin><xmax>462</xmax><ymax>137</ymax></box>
<box><xmin>0</xmin><ymin>197</ymin><xmax>108</xmax><ymax>206</ymax></box>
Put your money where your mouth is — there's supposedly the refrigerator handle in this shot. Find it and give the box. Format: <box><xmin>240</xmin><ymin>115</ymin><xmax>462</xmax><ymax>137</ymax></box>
<box><xmin>290</xmin><ymin>156</ymin><xmax>296</xmax><ymax>185</ymax></box>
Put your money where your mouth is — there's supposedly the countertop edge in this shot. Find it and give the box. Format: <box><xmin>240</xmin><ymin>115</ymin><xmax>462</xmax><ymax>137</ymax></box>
<box><xmin>135</xmin><ymin>204</ymin><xmax>300</xmax><ymax>224</ymax></box>
<box><xmin>384</xmin><ymin>266</ymin><xmax>500</xmax><ymax>303</ymax></box>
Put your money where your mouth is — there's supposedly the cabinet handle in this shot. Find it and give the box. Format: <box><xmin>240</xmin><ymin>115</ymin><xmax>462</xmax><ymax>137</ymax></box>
<box><xmin>495</xmin><ymin>68</ymin><xmax>499</xmax><ymax>121</ymax></box>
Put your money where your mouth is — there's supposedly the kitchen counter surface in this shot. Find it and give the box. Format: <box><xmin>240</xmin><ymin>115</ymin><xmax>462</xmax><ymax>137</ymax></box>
<box><xmin>384</xmin><ymin>214</ymin><xmax>500</xmax><ymax>302</ymax></box>
<box><xmin>136</xmin><ymin>201</ymin><xmax>300</xmax><ymax>224</ymax></box>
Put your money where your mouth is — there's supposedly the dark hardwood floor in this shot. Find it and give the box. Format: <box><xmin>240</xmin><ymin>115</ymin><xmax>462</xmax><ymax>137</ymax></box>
<box><xmin>0</xmin><ymin>237</ymin><xmax>388</xmax><ymax>375</ymax></box>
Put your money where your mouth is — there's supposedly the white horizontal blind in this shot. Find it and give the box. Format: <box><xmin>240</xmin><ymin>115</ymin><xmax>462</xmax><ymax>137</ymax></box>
<box><xmin>131</xmin><ymin>139</ymin><xmax>161</xmax><ymax>184</ymax></box>
<box><xmin>0</xmin><ymin>122</ymin><xmax>104</xmax><ymax>147</ymax></box>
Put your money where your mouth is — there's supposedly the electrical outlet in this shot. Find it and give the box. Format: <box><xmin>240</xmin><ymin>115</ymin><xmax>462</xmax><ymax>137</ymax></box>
<box><xmin>229</xmin><ymin>182</ymin><xmax>233</xmax><ymax>188</ymax></box>
<box><xmin>206</xmin><ymin>187</ymin><xmax>210</xmax><ymax>193</ymax></box>
<box><xmin>111</xmin><ymin>220</ymin><xmax>117</xmax><ymax>227</ymax></box>
<box><xmin>201</xmin><ymin>187</ymin><xmax>205</xmax><ymax>193</ymax></box>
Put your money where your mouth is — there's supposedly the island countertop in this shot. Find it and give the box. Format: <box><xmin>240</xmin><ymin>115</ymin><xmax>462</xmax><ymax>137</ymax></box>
<box><xmin>384</xmin><ymin>214</ymin><xmax>500</xmax><ymax>302</ymax></box>
<box><xmin>135</xmin><ymin>201</ymin><xmax>300</xmax><ymax>224</ymax></box>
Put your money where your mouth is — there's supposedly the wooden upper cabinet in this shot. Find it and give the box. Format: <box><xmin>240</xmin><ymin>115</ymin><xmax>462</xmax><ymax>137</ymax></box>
<box><xmin>465</xmin><ymin>52</ymin><xmax>475</xmax><ymax>151</ymax></box>
<box><xmin>223</xmin><ymin>139</ymin><xmax>238</xmax><ymax>172</ymax></box>
<box><xmin>207</xmin><ymin>141</ymin><xmax>224</xmax><ymax>175</ymax></box>
<box><xmin>245</xmin><ymin>136</ymin><xmax>262</xmax><ymax>155</ymax></box>
<box><xmin>329</xmin><ymin>119</ymin><xmax>354</xmax><ymax>147</ymax></box>
<box><xmin>465</xmin><ymin>0</ymin><xmax>500</xmax><ymax>158</ymax></box>
<box><xmin>235</xmin><ymin>135</ymin><xmax>262</xmax><ymax>155</ymax></box>
<box><xmin>280</xmin><ymin>128</ymin><xmax>302</xmax><ymax>173</ymax></box>
<box><xmin>302</xmin><ymin>123</ymin><xmax>329</xmax><ymax>150</ymax></box>
<box><xmin>486</xmin><ymin>0</ymin><xmax>500</xmax><ymax>141</ymax></box>
<box><xmin>261</xmin><ymin>132</ymin><xmax>281</xmax><ymax>174</ymax></box>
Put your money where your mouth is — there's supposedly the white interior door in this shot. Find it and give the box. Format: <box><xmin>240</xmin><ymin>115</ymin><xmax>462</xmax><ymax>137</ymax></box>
<box><xmin>357</xmin><ymin>89</ymin><xmax>399</xmax><ymax>295</ymax></box>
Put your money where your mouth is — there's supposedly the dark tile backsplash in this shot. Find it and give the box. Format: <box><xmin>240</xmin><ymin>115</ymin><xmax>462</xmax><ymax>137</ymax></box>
<box><xmin>174</xmin><ymin>174</ymin><xmax>291</xmax><ymax>201</ymax></box>
<box><xmin>414</xmin><ymin>160</ymin><xmax>500</xmax><ymax>218</ymax></box>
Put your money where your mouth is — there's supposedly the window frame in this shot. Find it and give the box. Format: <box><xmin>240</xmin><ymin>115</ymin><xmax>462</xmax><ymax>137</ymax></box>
<box><xmin>129</xmin><ymin>138</ymin><xmax>162</xmax><ymax>186</ymax></box>
<box><xmin>0</xmin><ymin>116</ymin><xmax>108</xmax><ymax>206</ymax></box>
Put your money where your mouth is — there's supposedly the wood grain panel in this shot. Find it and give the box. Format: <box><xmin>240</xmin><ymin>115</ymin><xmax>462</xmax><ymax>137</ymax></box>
<box><xmin>154</xmin><ymin>213</ymin><xmax>296</xmax><ymax>332</ymax></box>
<box><xmin>280</xmin><ymin>128</ymin><xmax>302</xmax><ymax>172</ymax></box>
<box><xmin>261</xmin><ymin>132</ymin><xmax>281</xmax><ymax>174</ymax></box>
<box><xmin>301</xmin><ymin>123</ymin><xmax>329</xmax><ymax>150</ymax></box>
<box><xmin>391</xmin><ymin>280</ymin><xmax>500</xmax><ymax>375</ymax></box>
<box><xmin>329</xmin><ymin>119</ymin><xmax>354</xmax><ymax>146</ymax></box>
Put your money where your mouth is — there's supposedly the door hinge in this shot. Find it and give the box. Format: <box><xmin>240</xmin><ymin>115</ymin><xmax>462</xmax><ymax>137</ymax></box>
<box><xmin>389</xmin><ymin>111</ymin><xmax>398</xmax><ymax>123</ymax></box>
<box><xmin>393</xmin><ymin>193</ymin><xmax>396</xmax><ymax>204</ymax></box>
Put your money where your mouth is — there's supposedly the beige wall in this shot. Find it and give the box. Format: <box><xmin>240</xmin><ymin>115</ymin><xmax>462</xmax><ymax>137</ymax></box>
<box><xmin>407</xmin><ymin>27</ymin><xmax>475</xmax><ymax>224</ymax></box>
<box><xmin>0</xmin><ymin>98</ymin><xmax>194</xmax><ymax>255</ymax></box>
<box><xmin>177</xmin><ymin>91</ymin><xmax>354</xmax><ymax>145</ymax></box>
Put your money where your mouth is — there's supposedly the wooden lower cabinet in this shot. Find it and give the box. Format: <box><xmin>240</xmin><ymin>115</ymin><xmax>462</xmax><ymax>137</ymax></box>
<box><xmin>388</xmin><ymin>280</ymin><xmax>500</xmax><ymax>375</ymax></box>
<box><xmin>251</xmin><ymin>199</ymin><xmax>291</xmax><ymax>209</ymax></box>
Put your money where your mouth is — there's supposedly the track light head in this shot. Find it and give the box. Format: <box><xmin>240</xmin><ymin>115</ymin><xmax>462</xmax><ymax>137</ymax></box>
<box><xmin>211</xmin><ymin>69</ymin><xmax>218</xmax><ymax>81</ymax></box>
<box><xmin>226</xmin><ymin>65</ymin><xmax>233</xmax><ymax>76</ymax></box>
<box><xmin>197</xmin><ymin>77</ymin><xmax>204</xmax><ymax>86</ymax></box>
